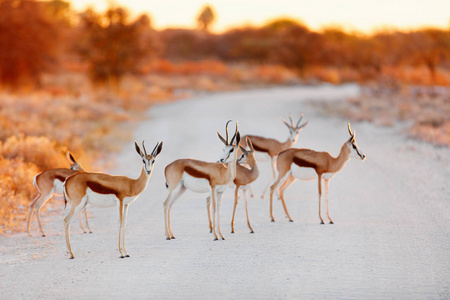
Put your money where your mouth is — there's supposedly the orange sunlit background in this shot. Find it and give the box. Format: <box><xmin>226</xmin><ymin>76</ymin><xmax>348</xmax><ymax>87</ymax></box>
<box><xmin>0</xmin><ymin>0</ymin><xmax>449</xmax><ymax>234</ymax></box>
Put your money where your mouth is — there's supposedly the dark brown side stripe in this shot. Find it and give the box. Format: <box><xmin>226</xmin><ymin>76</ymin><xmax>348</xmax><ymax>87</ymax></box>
<box><xmin>293</xmin><ymin>157</ymin><xmax>317</xmax><ymax>169</ymax></box>
<box><xmin>87</xmin><ymin>181</ymin><xmax>119</xmax><ymax>196</ymax></box>
<box><xmin>185</xmin><ymin>166</ymin><xmax>211</xmax><ymax>181</ymax></box>
<box><xmin>55</xmin><ymin>175</ymin><xmax>66</xmax><ymax>182</ymax></box>
<box><xmin>251</xmin><ymin>142</ymin><xmax>270</xmax><ymax>154</ymax></box>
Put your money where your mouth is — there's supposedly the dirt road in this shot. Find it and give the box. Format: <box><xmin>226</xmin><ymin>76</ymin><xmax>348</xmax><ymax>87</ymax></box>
<box><xmin>1</xmin><ymin>84</ymin><xmax>449</xmax><ymax>299</ymax></box>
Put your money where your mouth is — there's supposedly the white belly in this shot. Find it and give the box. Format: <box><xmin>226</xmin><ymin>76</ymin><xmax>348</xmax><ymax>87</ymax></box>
<box><xmin>86</xmin><ymin>188</ymin><xmax>119</xmax><ymax>208</ymax></box>
<box><xmin>182</xmin><ymin>173</ymin><xmax>211</xmax><ymax>193</ymax></box>
<box><xmin>291</xmin><ymin>165</ymin><xmax>317</xmax><ymax>181</ymax></box>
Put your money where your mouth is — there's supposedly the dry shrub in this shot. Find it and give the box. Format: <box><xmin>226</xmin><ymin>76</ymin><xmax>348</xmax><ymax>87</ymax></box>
<box><xmin>0</xmin><ymin>158</ymin><xmax>39</xmax><ymax>234</ymax></box>
<box><xmin>314</xmin><ymin>83</ymin><xmax>450</xmax><ymax>147</ymax></box>
<box><xmin>0</xmin><ymin>135</ymin><xmax>69</xmax><ymax>170</ymax></box>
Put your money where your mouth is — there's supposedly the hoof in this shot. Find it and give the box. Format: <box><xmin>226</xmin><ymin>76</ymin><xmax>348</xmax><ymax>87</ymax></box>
<box><xmin>250</xmin><ymin>231</ymin><xmax>254</xmax><ymax>234</ymax></box>
<box><xmin>221</xmin><ymin>237</ymin><xmax>225</xmax><ymax>240</ymax></box>
<box><xmin>119</xmin><ymin>255</ymin><xmax>125</xmax><ymax>259</ymax></box>
<box><xmin>69</xmin><ymin>256</ymin><xmax>74</xmax><ymax>260</ymax></box>
<box><xmin>171</xmin><ymin>237</ymin><xmax>176</xmax><ymax>240</ymax></box>
<box><xmin>289</xmin><ymin>220</ymin><xmax>294</xmax><ymax>222</ymax></box>
<box><xmin>320</xmin><ymin>221</ymin><xmax>325</xmax><ymax>224</ymax></box>
<box><xmin>231</xmin><ymin>230</ymin><xmax>235</xmax><ymax>234</ymax></box>
<box><xmin>125</xmin><ymin>255</ymin><xmax>130</xmax><ymax>258</ymax></box>
<box><xmin>89</xmin><ymin>231</ymin><xmax>93</xmax><ymax>234</ymax></box>
<box><xmin>166</xmin><ymin>237</ymin><xmax>171</xmax><ymax>240</ymax></box>
<box><xmin>214</xmin><ymin>238</ymin><xmax>219</xmax><ymax>241</ymax></box>
<box><xmin>329</xmin><ymin>221</ymin><xmax>334</xmax><ymax>224</ymax></box>
<box><xmin>271</xmin><ymin>219</ymin><xmax>275</xmax><ymax>222</ymax></box>
<box><xmin>41</xmin><ymin>234</ymin><xmax>46</xmax><ymax>237</ymax></box>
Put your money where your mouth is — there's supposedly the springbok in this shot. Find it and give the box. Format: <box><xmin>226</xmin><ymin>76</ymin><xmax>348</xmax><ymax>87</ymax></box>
<box><xmin>163</xmin><ymin>121</ymin><xmax>240</xmax><ymax>241</ymax></box>
<box><xmin>63</xmin><ymin>141</ymin><xmax>163</xmax><ymax>259</ymax></box>
<box><xmin>241</xmin><ymin>113</ymin><xmax>308</xmax><ymax>198</ymax></box>
<box><xmin>269</xmin><ymin>123</ymin><xmax>365</xmax><ymax>224</ymax></box>
<box><xmin>206</xmin><ymin>137</ymin><xmax>259</xmax><ymax>234</ymax></box>
<box><xmin>27</xmin><ymin>152</ymin><xmax>91</xmax><ymax>237</ymax></box>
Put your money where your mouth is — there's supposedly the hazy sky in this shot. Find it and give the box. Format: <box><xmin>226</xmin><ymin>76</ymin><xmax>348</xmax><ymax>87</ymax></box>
<box><xmin>70</xmin><ymin>0</ymin><xmax>450</xmax><ymax>33</ymax></box>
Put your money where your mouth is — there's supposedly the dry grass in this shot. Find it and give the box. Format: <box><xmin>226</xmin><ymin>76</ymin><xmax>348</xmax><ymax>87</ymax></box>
<box><xmin>314</xmin><ymin>83</ymin><xmax>450</xmax><ymax>148</ymax></box>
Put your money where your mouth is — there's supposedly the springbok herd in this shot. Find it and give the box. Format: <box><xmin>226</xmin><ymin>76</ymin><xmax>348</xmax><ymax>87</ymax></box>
<box><xmin>27</xmin><ymin>114</ymin><xmax>366</xmax><ymax>259</ymax></box>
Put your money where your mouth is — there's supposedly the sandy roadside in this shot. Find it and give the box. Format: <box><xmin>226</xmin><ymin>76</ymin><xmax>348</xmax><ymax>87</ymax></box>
<box><xmin>1</xmin><ymin>84</ymin><xmax>449</xmax><ymax>299</ymax></box>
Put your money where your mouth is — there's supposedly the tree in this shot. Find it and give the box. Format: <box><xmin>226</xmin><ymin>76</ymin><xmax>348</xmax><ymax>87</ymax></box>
<box><xmin>0</xmin><ymin>0</ymin><xmax>60</xmax><ymax>88</ymax></box>
<box><xmin>197</xmin><ymin>5</ymin><xmax>215</xmax><ymax>31</ymax></box>
<box><xmin>76</xmin><ymin>7</ymin><xmax>152</xmax><ymax>87</ymax></box>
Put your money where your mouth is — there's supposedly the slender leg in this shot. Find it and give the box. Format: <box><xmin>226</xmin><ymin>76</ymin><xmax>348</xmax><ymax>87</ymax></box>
<box><xmin>216</xmin><ymin>191</ymin><xmax>225</xmax><ymax>240</ymax></box>
<box><xmin>36</xmin><ymin>193</ymin><xmax>53</xmax><ymax>237</ymax></box>
<box><xmin>206</xmin><ymin>196</ymin><xmax>212</xmax><ymax>233</ymax></box>
<box><xmin>27</xmin><ymin>193</ymin><xmax>41</xmax><ymax>237</ymax></box>
<box><xmin>278</xmin><ymin>174</ymin><xmax>296</xmax><ymax>222</ymax></box>
<box><xmin>118</xmin><ymin>201</ymin><xmax>125</xmax><ymax>258</ymax></box>
<box><xmin>318</xmin><ymin>175</ymin><xmax>324</xmax><ymax>224</ymax></box>
<box><xmin>79</xmin><ymin>213</ymin><xmax>87</xmax><ymax>233</ymax></box>
<box><xmin>64</xmin><ymin>199</ymin><xmax>87</xmax><ymax>259</ymax></box>
<box><xmin>163</xmin><ymin>185</ymin><xmax>185</xmax><ymax>240</ymax></box>
<box><xmin>243</xmin><ymin>189</ymin><xmax>254</xmax><ymax>233</ymax></box>
<box><xmin>269</xmin><ymin>172</ymin><xmax>290</xmax><ymax>222</ymax></box>
<box><xmin>122</xmin><ymin>204</ymin><xmax>130</xmax><ymax>257</ymax></box>
<box><xmin>324</xmin><ymin>179</ymin><xmax>333</xmax><ymax>224</ymax></box>
<box><xmin>211</xmin><ymin>186</ymin><xmax>219</xmax><ymax>240</ymax></box>
<box><xmin>262</xmin><ymin>157</ymin><xmax>277</xmax><ymax>199</ymax></box>
<box><xmin>84</xmin><ymin>209</ymin><xmax>93</xmax><ymax>233</ymax></box>
<box><xmin>231</xmin><ymin>187</ymin><xmax>240</xmax><ymax>233</ymax></box>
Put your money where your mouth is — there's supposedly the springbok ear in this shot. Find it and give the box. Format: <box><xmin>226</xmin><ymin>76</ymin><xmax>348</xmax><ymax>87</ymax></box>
<box><xmin>281</xmin><ymin>117</ymin><xmax>291</xmax><ymax>129</ymax></box>
<box><xmin>239</xmin><ymin>145</ymin><xmax>248</xmax><ymax>155</ymax></box>
<box><xmin>217</xmin><ymin>132</ymin><xmax>227</xmax><ymax>145</ymax></box>
<box><xmin>67</xmin><ymin>152</ymin><xmax>77</xmax><ymax>164</ymax></box>
<box><xmin>297</xmin><ymin>120</ymin><xmax>309</xmax><ymax>130</ymax></box>
<box><xmin>235</xmin><ymin>131</ymin><xmax>241</xmax><ymax>146</ymax></box>
<box><xmin>246</xmin><ymin>137</ymin><xmax>254</xmax><ymax>152</ymax></box>
<box><xmin>135</xmin><ymin>141</ymin><xmax>143</xmax><ymax>157</ymax></box>
<box><xmin>152</xmin><ymin>141</ymin><xmax>163</xmax><ymax>157</ymax></box>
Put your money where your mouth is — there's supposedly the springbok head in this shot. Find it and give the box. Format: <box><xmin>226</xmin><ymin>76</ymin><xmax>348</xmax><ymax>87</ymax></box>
<box><xmin>237</xmin><ymin>137</ymin><xmax>256</xmax><ymax>165</ymax></box>
<box><xmin>217</xmin><ymin>120</ymin><xmax>241</xmax><ymax>164</ymax></box>
<box><xmin>67</xmin><ymin>152</ymin><xmax>84</xmax><ymax>171</ymax></box>
<box><xmin>346</xmin><ymin>123</ymin><xmax>366</xmax><ymax>161</ymax></box>
<box><xmin>135</xmin><ymin>140</ymin><xmax>163</xmax><ymax>174</ymax></box>
<box><xmin>281</xmin><ymin>113</ymin><xmax>309</xmax><ymax>143</ymax></box>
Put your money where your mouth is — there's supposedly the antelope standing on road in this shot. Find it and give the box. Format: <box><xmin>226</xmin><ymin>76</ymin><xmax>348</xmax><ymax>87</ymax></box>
<box><xmin>206</xmin><ymin>137</ymin><xmax>259</xmax><ymax>234</ymax></box>
<box><xmin>27</xmin><ymin>152</ymin><xmax>92</xmax><ymax>237</ymax></box>
<box><xmin>241</xmin><ymin>114</ymin><xmax>308</xmax><ymax>198</ymax></box>
<box><xmin>269</xmin><ymin>123</ymin><xmax>366</xmax><ymax>224</ymax></box>
<box><xmin>164</xmin><ymin>121</ymin><xmax>240</xmax><ymax>241</ymax></box>
<box><xmin>63</xmin><ymin>141</ymin><xmax>163</xmax><ymax>259</ymax></box>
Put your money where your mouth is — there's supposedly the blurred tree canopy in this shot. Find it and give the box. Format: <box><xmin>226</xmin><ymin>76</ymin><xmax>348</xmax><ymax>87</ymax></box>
<box><xmin>75</xmin><ymin>7</ymin><xmax>153</xmax><ymax>86</ymax></box>
<box><xmin>197</xmin><ymin>5</ymin><xmax>215</xmax><ymax>31</ymax></box>
<box><xmin>0</xmin><ymin>1</ymin><xmax>449</xmax><ymax>89</ymax></box>
<box><xmin>0</xmin><ymin>0</ymin><xmax>60</xmax><ymax>88</ymax></box>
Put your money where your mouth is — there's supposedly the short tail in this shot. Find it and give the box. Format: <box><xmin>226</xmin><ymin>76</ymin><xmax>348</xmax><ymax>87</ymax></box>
<box><xmin>165</xmin><ymin>182</ymin><xmax>169</xmax><ymax>189</ymax></box>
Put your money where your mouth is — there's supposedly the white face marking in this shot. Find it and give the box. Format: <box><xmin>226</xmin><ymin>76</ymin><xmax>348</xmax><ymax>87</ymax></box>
<box><xmin>219</xmin><ymin>145</ymin><xmax>235</xmax><ymax>164</ymax></box>
<box><xmin>349</xmin><ymin>140</ymin><xmax>366</xmax><ymax>160</ymax></box>
<box><xmin>289</xmin><ymin>128</ymin><xmax>300</xmax><ymax>143</ymax></box>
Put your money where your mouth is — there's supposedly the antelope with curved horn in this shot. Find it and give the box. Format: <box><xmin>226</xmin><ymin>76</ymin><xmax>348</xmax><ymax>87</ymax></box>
<box><xmin>27</xmin><ymin>152</ymin><xmax>91</xmax><ymax>237</ymax></box>
<box><xmin>163</xmin><ymin>121</ymin><xmax>240</xmax><ymax>241</ymax></box>
<box><xmin>206</xmin><ymin>137</ymin><xmax>259</xmax><ymax>234</ymax></box>
<box><xmin>240</xmin><ymin>113</ymin><xmax>308</xmax><ymax>198</ymax></box>
<box><xmin>269</xmin><ymin>123</ymin><xmax>365</xmax><ymax>223</ymax></box>
<box><xmin>63</xmin><ymin>141</ymin><xmax>163</xmax><ymax>259</ymax></box>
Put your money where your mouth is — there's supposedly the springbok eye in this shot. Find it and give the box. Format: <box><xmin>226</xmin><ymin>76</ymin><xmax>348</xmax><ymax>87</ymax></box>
<box><xmin>352</xmin><ymin>145</ymin><xmax>356</xmax><ymax>149</ymax></box>
<box><xmin>230</xmin><ymin>148</ymin><xmax>234</xmax><ymax>153</ymax></box>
